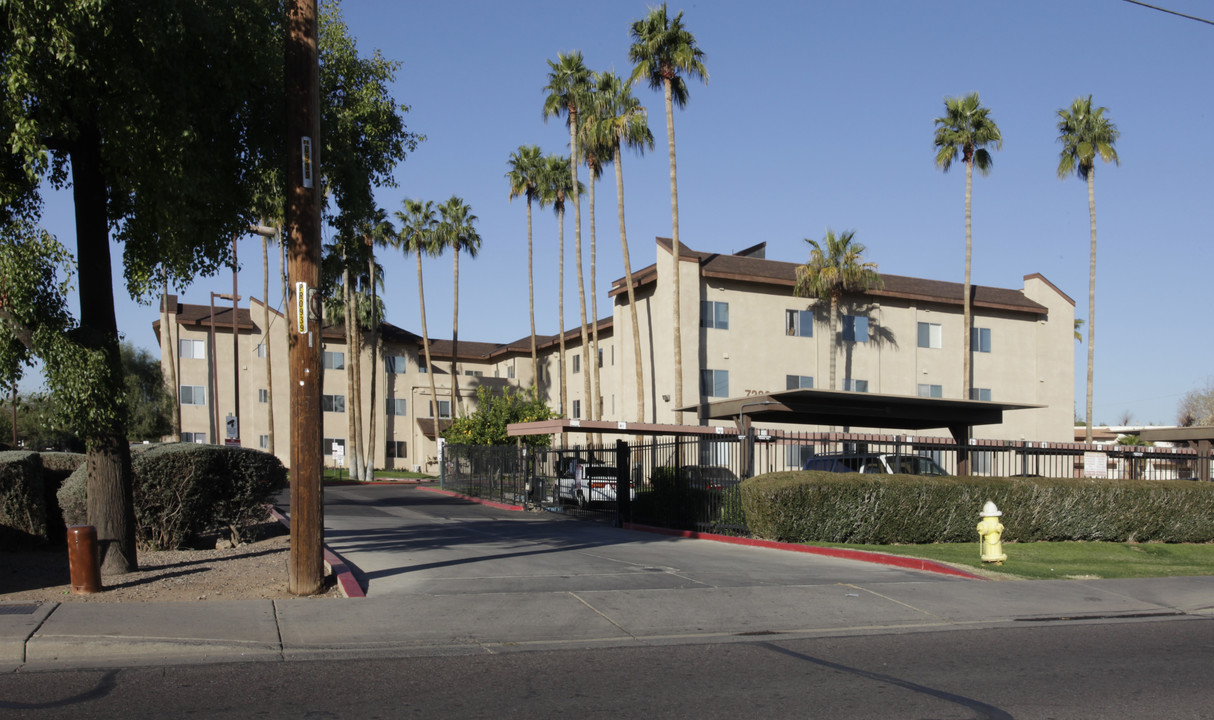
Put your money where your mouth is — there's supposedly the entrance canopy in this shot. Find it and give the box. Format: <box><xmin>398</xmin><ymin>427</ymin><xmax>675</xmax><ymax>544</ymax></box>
<box><xmin>1137</xmin><ymin>426</ymin><xmax>1214</xmax><ymax>481</ymax></box>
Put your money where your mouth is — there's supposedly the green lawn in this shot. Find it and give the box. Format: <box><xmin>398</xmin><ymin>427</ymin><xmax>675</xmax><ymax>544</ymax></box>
<box><xmin>814</xmin><ymin>541</ymin><xmax>1214</xmax><ymax>580</ymax></box>
<box><xmin>322</xmin><ymin>467</ymin><xmax>436</xmax><ymax>482</ymax></box>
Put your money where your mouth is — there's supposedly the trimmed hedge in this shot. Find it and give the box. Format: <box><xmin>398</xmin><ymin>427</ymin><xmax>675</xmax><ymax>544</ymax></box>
<box><xmin>0</xmin><ymin>451</ymin><xmax>47</xmax><ymax>547</ymax></box>
<box><xmin>741</xmin><ymin>471</ymin><xmax>1214</xmax><ymax>545</ymax></box>
<box><xmin>56</xmin><ymin>443</ymin><xmax>287</xmax><ymax>550</ymax></box>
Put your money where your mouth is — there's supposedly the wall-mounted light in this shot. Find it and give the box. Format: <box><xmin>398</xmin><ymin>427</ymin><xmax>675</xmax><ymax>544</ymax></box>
<box><xmin>662</xmin><ymin>394</ymin><xmax>671</xmax><ymax>402</ymax></box>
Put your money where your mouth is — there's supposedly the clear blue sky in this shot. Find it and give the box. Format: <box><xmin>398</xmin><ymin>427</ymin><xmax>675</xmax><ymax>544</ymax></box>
<box><xmin>29</xmin><ymin>0</ymin><xmax>1214</xmax><ymax>427</ymax></box>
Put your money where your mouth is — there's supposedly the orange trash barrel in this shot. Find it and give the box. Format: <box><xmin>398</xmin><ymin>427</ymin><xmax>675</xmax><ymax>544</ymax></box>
<box><xmin>67</xmin><ymin>525</ymin><xmax>103</xmax><ymax>594</ymax></box>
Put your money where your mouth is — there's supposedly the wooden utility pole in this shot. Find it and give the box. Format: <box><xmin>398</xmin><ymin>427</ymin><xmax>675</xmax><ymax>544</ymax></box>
<box><xmin>286</xmin><ymin>0</ymin><xmax>324</xmax><ymax>595</ymax></box>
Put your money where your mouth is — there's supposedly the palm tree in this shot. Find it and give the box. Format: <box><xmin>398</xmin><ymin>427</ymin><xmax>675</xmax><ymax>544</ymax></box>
<box><xmin>506</xmin><ymin>145</ymin><xmax>544</xmax><ymax>385</ymax></box>
<box><xmin>629</xmin><ymin>3</ymin><xmax>707</xmax><ymax>423</ymax></box>
<box><xmin>543</xmin><ymin>52</ymin><xmax>593</xmax><ymax>421</ymax></box>
<box><xmin>579</xmin><ymin>97</ymin><xmax>607</xmax><ymax>420</ymax></box>
<box><xmin>933</xmin><ymin>92</ymin><xmax>1001</xmax><ymax>399</ymax></box>
<box><xmin>358</xmin><ymin>208</ymin><xmax>394</xmax><ymax>481</ymax></box>
<box><xmin>794</xmin><ymin>229</ymin><xmax>882</xmax><ymax>391</ymax></box>
<box><xmin>1056</xmin><ymin>95</ymin><xmax>1119</xmax><ymax>443</ymax></box>
<box><xmin>395</xmin><ymin>199</ymin><xmax>444</xmax><ymax>434</ymax></box>
<box><xmin>584</xmin><ymin>70</ymin><xmax>654</xmax><ymax>423</ymax></box>
<box><xmin>541</xmin><ymin>154</ymin><xmax>580</xmax><ymax>418</ymax></box>
<box><xmin>438</xmin><ymin>196</ymin><xmax>481</xmax><ymax>419</ymax></box>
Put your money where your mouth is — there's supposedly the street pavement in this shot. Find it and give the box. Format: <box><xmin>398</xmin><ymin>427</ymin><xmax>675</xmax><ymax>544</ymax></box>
<box><xmin>2</xmin><ymin>483</ymin><xmax>1212</xmax><ymax>672</ymax></box>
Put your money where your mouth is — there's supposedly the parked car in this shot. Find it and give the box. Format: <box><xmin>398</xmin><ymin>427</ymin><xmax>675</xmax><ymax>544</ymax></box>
<box><xmin>679</xmin><ymin>465</ymin><xmax>741</xmax><ymax>491</ymax></box>
<box><xmin>802</xmin><ymin>453</ymin><xmax>949</xmax><ymax>476</ymax></box>
<box><xmin>553</xmin><ymin>460</ymin><xmax>633</xmax><ymax>508</ymax></box>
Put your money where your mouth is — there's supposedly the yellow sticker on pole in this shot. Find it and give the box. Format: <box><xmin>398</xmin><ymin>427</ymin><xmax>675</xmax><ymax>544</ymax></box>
<box><xmin>296</xmin><ymin>282</ymin><xmax>308</xmax><ymax>334</ymax></box>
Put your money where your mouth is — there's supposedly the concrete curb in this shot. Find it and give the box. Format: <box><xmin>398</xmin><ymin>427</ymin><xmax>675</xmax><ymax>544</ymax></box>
<box><xmin>412</xmin><ymin>487</ymin><xmax>983</xmax><ymax>580</ymax></box>
<box><xmin>268</xmin><ymin>507</ymin><xmax>365</xmax><ymax>598</ymax></box>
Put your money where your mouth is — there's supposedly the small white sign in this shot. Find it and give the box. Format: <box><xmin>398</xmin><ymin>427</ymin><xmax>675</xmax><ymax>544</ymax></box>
<box><xmin>332</xmin><ymin>442</ymin><xmax>345</xmax><ymax>459</ymax></box>
<box><xmin>225</xmin><ymin>415</ymin><xmax>238</xmax><ymax>440</ymax></box>
<box><xmin>617</xmin><ymin>421</ymin><xmax>627</xmax><ymax>430</ymax></box>
<box><xmin>1083</xmin><ymin>452</ymin><xmax>1107</xmax><ymax>478</ymax></box>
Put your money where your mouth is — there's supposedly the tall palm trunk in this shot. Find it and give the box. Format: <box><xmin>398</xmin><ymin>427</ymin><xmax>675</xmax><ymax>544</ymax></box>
<box><xmin>557</xmin><ymin>206</ymin><xmax>567</xmax><ymax>418</ymax></box>
<box><xmin>962</xmin><ymin>158</ymin><xmax>973</xmax><ymax>398</ymax></box>
<box><xmin>527</xmin><ymin>197</ymin><xmax>538</xmax><ymax>384</ymax></box>
<box><xmin>162</xmin><ymin>278</ymin><xmax>181</xmax><ymax>442</ymax></box>
<box><xmin>417</xmin><ymin>251</ymin><xmax>440</xmax><ymax>441</ymax></box>
<box><xmin>342</xmin><ymin>264</ymin><xmax>363</xmax><ymax>481</ymax></box>
<box><xmin>261</xmin><ymin>235</ymin><xmax>274</xmax><ymax>455</ymax></box>
<box><xmin>828</xmin><ymin>293</ymin><xmax>839</xmax><ymax>390</ymax></box>
<box><xmin>663</xmin><ymin>74</ymin><xmax>683</xmax><ymax>423</ymax></box>
<box><xmin>589</xmin><ymin>169</ymin><xmax>601</xmax><ymax>419</ymax></box>
<box><xmin>569</xmin><ymin>119</ymin><xmax>591</xmax><ymax>422</ymax></box>
<box><xmin>365</xmin><ymin>250</ymin><xmax>378</xmax><ymax>481</ymax></box>
<box><xmin>614</xmin><ymin>144</ymin><xmax>646</xmax><ymax>422</ymax></box>
<box><xmin>451</xmin><ymin>248</ymin><xmax>461</xmax><ymax>418</ymax></box>
<box><xmin>1085</xmin><ymin>169</ymin><xmax>1098</xmax><ymax>443</ymax></box>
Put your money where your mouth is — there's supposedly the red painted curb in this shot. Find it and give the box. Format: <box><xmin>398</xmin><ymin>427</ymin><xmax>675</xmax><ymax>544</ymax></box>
<box><xmin>419</xmin><ymin>486</ymin><xmax>525</xmax><ymax>511</ymax></box>
<box><xmin>269</xmin><ymin>507</ymin><xmax>366</xmax><ymax>598</ymax></box>
<box><xmin>622</xmin><ymin>522</ymin><xmax>986</xmax><ymax>581</ymax></box>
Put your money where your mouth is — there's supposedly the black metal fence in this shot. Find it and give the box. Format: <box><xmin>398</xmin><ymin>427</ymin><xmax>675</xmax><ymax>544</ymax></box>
<box><xmin>441</xmin><ymin>432</ymin><xmax>1212</xmax><ymax>536</ymax></box>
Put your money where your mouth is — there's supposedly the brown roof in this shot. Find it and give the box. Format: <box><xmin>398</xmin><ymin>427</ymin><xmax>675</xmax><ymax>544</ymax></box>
<box><xmin>610</xmin><ymin>239</ymin><xmax>1051</xmax><ymax>317</ymax></box>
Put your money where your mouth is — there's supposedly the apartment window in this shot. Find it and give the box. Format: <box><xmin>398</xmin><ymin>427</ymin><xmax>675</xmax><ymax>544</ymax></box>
<box><xmin>183</xmin><ymin>432</ymin><xmax>207</xmax><ymax>444</ymax></box>
<box><xmin>700</xmin><ymin>369</ymin><xmax>729</xmax><ymax>398</ymax></box>
<box><xmin>419</xmin><ymin>363</ymin><xmax>428</xmax><ymax>374</ymax></box>
<box><xmin>572</xmin><ymin>399</ymin><xmax>582</xmax><ymax>419</ymax></box>
<box><xmin>917</xmin><ymin>384</ymin><xmax>943</xmax><ymax>398</ymax></box>
<box><xmin>180</xmin><ymin>385</ymin><xmax>206</xmax><ymax>406</ymax></box>
<box><xmin>700</xmin><ymin>300</ymin><xmax>729</xmax><ymax>330</ymax></box>
<box><xmin>917</xmin><ymin>322</ymin><xmax>942</xmax><ymax>349</ymax></box>
<box><xmin>258</xmin><ymin>434</ymin><xmax>269</xmax><ymax>450</ymax></box>
<box><xmin>385</xmin><ymin>355</ymin><xmax>407</xmax><ymax>374</ymax></box>
<box><xmin>258</xmin><ymin>388</ymin><xmax>269</xmax><ymax>404</ymax></box>
<box><xmin>323</xmin><ymin>438</ymin><xmax>345</xmax><ymax>456</ymax></box>
<box><xmin>428</xmin><ymin>400</ymin><xmax>451</xmax><ymax>419</ymax></box>
<box><xmin>786</xmin><ymin>375</ymin><xmax>813</xmax><ymax>390</ymax></box>
<box><xmin>179</xmin><ymin>339</ymin><xmax>205</xmax><ymax>359</ymax></box>
<box><xmin>786</xmin><ymin>445</ymin><xmax>815</xmax><ymax>469</ymax></box>
<box><xmin>842</xmin><ymin>315</ymin><xmax>869</xmax><ymax>343</ymax></box>
<box><xmin>597</xmin><ymin>348</ymin><xmax>603</xmax><ymax>368</ymax></box>
<box><xmin>321</xmin><ymin>394</ymin><xmax>346</xmax><ymax>413</ymax></box>
<box><xmin>842</xmin><ymin>378</ymin><xmax>869</xmax><ymax>393</ymax></box>
<box><xmin>971</xmin><ymin>327</ymin><xmax>992</xmax><ymax>353</ymax></box>
<box><xmin>465</xmin><ymin>370</ymin><xmax>483</xmax><ymax>377</ymax></box>
<box><xmin>387</xmin><ymin>441</ymin><xmax>407</xmax><ymax>459</ymax></box>
<box><xmin>507</xmin><ymin>364</ymin><xmax>516</xmax><ymax>379</ymax></box>
<box><xmin>387</xmin><ymin>398</ymin><xmax>407</xmax><ymax>416</ymax></box>
<box><xmin>971</xmin><ymin>451</ymin><xmax>993</xmax><ymax>475</ymax></box>
<box><xmin>970</xmin><ymin>387</ymin><xmax>992</xmax><ymax>402</ymax></box>
<box><xmin>323</xmin><ymin>350</ymin><xmax>345</xmax><ymax>370</ymax></box>
<box><xmin>786</xmin><ymin>309</ymin><xmax>813</xmax><ymax>337</ymax></box>
<box><xmin>572</xmin><ymin>354</ymin><xmax>581</xmax><ymax>374</ymax></box>
<box><xmin>254</xmin><ymin>343</ymin><xmax>267</xmax><ymax>358</ymax></box>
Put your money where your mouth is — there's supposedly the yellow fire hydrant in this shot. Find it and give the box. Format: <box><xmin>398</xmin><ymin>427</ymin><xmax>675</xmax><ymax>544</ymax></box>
<box><xmin>976</xmin><ymin>500</ymin><xmax>1007</xmax><ymax>565</ymax></box>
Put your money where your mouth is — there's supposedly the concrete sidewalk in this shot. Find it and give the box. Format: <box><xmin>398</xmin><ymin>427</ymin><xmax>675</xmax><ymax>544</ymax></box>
<box><xmin>3</xmin><ymin>485</ymin><xmax>1212</xmax><ymax>671</ymax></box>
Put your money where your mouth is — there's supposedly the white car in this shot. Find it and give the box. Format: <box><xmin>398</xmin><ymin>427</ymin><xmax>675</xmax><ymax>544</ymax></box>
<box><xmin>553</xmin><ymin>462</ymin><xmax>634</xmax><ymax>508</ymax></box>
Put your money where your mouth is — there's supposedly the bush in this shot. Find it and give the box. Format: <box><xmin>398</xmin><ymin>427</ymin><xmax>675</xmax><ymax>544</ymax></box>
<box><xmin>741</xmin><ymin>471</ymin><xmax>1214</xmax><ymax>545</ymax></box>
<box><xmin>56</xmin><ymin>443</ymin><xmax>287</xmax><ymax>550</ymax></box>
<box><xmin>37</xmin><ymin>452</ymin><xmax>84</xmax><ymax>544</ymax></box>
<box><xmin>632</xmin><ymin>466</ymin><xmax>728</xmax><ymax>531</ymax></box>
<box><xmin>0</xmin><ymin>450</ymin><xmax>47</xmax><ymax>547</ymax></box>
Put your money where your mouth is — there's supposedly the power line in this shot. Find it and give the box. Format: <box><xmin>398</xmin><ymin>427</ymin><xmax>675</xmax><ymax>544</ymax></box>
<box><xmin>1121</xmin><ymin>0</ymin><xmax>1214</xmax><ymax>26</ymax></box>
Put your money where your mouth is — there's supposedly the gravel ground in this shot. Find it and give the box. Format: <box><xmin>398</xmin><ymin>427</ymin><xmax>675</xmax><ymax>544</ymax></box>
<box><xmin>0</xmin><ymin>521</ymin><xmax>342</xmax><ymax>603</ymax></box>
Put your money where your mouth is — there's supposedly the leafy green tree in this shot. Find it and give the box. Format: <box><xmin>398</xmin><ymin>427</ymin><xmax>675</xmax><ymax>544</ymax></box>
<box><xmin>121</xmin><ymin>342</ymin><xmax>173</xmax><ymax>443</ymax></box>
<box><xmin>437</xmin><ymin>196</ymin><xmax>482</xmax><ymax>419</ymax></box>
<box><xmin>1057</xmin><ymin>95</ymin><xmax>1119</xmax><ymax>444</ymax></box>
<box><xmin>543</xmin><ymin>52</ymin><xmax>594</xmax><ymax>421</ymax></box>
<box><xmin>396</xmin><ymin>199</ymin><xmax>444</xmax><ymax>430</ymax></box>
<box><xmin>582</xmin><ymin>71</ymin><xmax>654</xmax><ymax>423</ymax></box>
<box><xmin>793</xmin><ymin>230</ymin><xmax>882</xmax><ymax>391</ymax></box>
<box><xmin>442</xmin><ymin>386</ymin><xmax>555</xmax><ymax>448</ymax></box>
<box><xmin>629</xmin><ymin>3</ymin><xmax>707</xmax><ymax>423</ymax></box>
<box><xmin>1</xmin><ymin>0</ymin><xmax>287</xmax><ymax>573</ymax></box>
<box><xmin>933</xmin><ymin>92</ymin><xmax>1002</xmax><ymax>398</ymax></box>
<box><xmin>507</xmin><ymin>145</ymin><xmax>545</xmax><ymax>384</ymax></box>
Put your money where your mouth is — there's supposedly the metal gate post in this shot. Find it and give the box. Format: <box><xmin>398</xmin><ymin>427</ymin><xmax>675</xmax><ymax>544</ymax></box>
<box><xmin>615</xmin><ymin>439</ymin><xmax>631</xmax><ymax>528</ymax></box>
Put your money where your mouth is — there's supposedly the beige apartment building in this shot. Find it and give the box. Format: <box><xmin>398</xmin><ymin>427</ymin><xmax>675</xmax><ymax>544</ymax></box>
<box><xmin>155</xmin><ymin>237</ymin><xmax>1074</xmax><ymax>471</ymax></box>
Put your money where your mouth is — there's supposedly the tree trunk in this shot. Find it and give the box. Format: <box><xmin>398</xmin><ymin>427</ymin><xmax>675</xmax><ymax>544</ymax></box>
<box><xmin>342</xmin><ymin>263</ymin><xmax>362</xmax><ymax>481</ymax></box>
<box><xmin>451</xmin><ymin>248</ymin><xmax>461</xmax><ymax>418</ymax></box>
<box><xmin>527</xmin><ymin>197</ymin><xmax>538</xmax><ymax>385</ymax></box>
<box><xmin>417</xmin><ymin>252</ymin><xmax>440</xmax><ymax>447</ymax></box>
<box><xmin>557</xmin><ymin>206</ymin><xmax>567</xmax><ymax>419</ymax></box>
<box><xmin>829</xmin><ymin>293</ymin><xmax>839</xmax><ymax>391</ymax></box>
<box><xmin>1085</xmin><ymin>169</ymin><xmax>1098</xmax><ymax>443</ymax></box>
<box><xmin>72</xmin><ymin>125</ymin><xmax>137</xmax><ymax>574</ymax></box>
<box><xmin>962</xmin><ymin>159</ymin><xmax>973</xmax><ymax>399</ymax></box>
<box><xmin>573</xmin><ymin>166</ymin><xmax>591</xmax><ymax>421</ymax></box>
<box><xmin>664</xmin><ymin>76</ymin><xmax>683</xmax><ymax>424</ymax></box>
<box><xmin>365</xmin><ymin>250</ymin><xmax>377</xmax><ymax>481</ymax></box>
<box><xmin>162</xmin><ymin>278</ymin><xmax>181</xmax><ymax>442</ymax></box>
<box><xmin>615</xmin><ymin>144</ymin><xmax>646</xmax><ymax>423</ymax></box>
<box><xmin>261</xmin><ymin>235</ymin><xmax>275</xmax><ymax>455</ymax></box>
<box><xmin>589</xmin><ymin>168</ymin><xmax>601</xmax><ymax>419</ymax></box>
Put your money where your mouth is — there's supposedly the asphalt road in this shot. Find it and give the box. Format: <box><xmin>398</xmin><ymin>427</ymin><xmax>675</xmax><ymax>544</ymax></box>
<box><xmin>3</xmin><ymin>618</ymin><xmax>1212</xmax><ymax>719</ymax></box>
